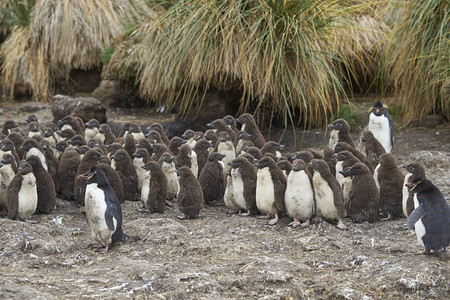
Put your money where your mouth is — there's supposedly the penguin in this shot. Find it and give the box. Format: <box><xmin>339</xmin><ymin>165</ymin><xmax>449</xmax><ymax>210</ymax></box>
<box><xmin>327</xmin><ymin>118</ymin><xmax>356</xmax><ymax>149</ymax></box>
<box><xmin>75</xmin><ymin>145</ymin><xmax>91</xmax><ymax>159</ymax></box>
<box><xmin>402</xmin><ymin>162</ymin><xmax>426</xmax><ymax>217</ymax></box>
<box><xmin>74</xmin><ymin>148</ymin><xmax>106</xmax><ymax>205</ymax></box>
<box><xmin>132</xmin><ymin>148</ymin><xmax>153</xmax><ymax>193</ymax></box>
<box><xmin>332</xmin><ymin>150</ymin><xmax>360</xmax><ymax>185</ymax></box>
<box><xmin>199</xmin><ymin>152</ymin><xmax>225</xmax><ymax>204</ymax></box>
<box><xmin>223</xmin><ymin>170</ymin><xmax>238</xmax><ymax>214</ymax></box>
<box><xmin>6</xmin><ymin>162</ymin><xmax>38</xmax><ymax>221</ymax></box>
<box><xmin>284</xmin><ymin>159</ymin><xmax>315</xmax><ymax>228</ymax></box>
<box><xmin>42</xmin><ymin>127</ymin><xmax>57</xmax><ymax>146</ymax></box>
<box><xmin>106</xmin><ymin>142</ymin><xmax>123</xmax><ymax>158</ymax></box>
<box><xmin>204</xmin><ymin>129</ymin><xmax>217</xmax><ymax>153</ymax></box>
<box><xmin>235</xmin><ymin>113</ymin><xmax>265</xmax><ymax>148</ymax></box>
<box><xmin>52</xmin><ymin>140</ymin><xmax>69</xmax><ymax>160</ymax></box>
<box><xmin>158</xmin><ymin>152</ymin><xmax>179</xmax><ymax>201</ymax></box>
<box><xmin>254</xmin><ymin>156</ymin><xmax>286</xmax><ymax>225</ymax></box>
<box><xmin>39</xmin><ymin>139</ymin><xmax>58</xmax><ymax>182</ymax></box>
<box><xmin>26</xmin><ymin>122</ymin><xmax>41</xmax><ymax>138</ymax></box>
<box><xmin>147</xmin><ymin>123</ymin><xmax>170</xmax><ymax>145</ymax></box>
<box><xmin>206</xmin><ymin>119</ymin><xmax>237</xmax><ymax>142</ymax></box>
<box><xmin>25</xmin><ymin>114</ymin><xmax>38</xmax><ymax>123</ymax></box>
<box><xmin>56</xmin><ymin>128</ymin><xmax>77</xmax><ymax>142</ymax></box>
<box><xmin>168</xmin><ymin>136</ymin><xmax>185</xmax><ymax>156</ymax></box>
<box><xmin>135</xmin><ymin>138</ymin><xmax>152</xmax><ymax>155</ymax></box>
<box><xmin>238</xmin><ymin>141</ymin><xmax>254</xmax><ymax>156</ymax></box>
<box><xmin>234</xmin><ymin>131</ymin><xmax>252</xmax><ymax>155</ymax></box>
<box><xmin>261</xmin><ymin>141</ymin><xmax>284</xmax><ymax>159</ymax></box>
<box><xmin>145</xmin><ymin>130</ymin><xmax>163</xmax><ymax>145</ymax></box>
<box><xmin>19</xmin><ymin>138</ymin><xmax>49</xmax><ymax>171</ymax></box>
<box><xmin>129</xmin><ymin>125</ymin><xmax>145</xmax><ymax>141</ymax></box>
<box><xmin>246</xmin><ymin>146</ymin><xmax>262</xmax><ymax>160</ymax></box>
<box><xmin>176</xmin><ymin>166</ymin><xmax>203</xmax><ymax>219</ymax></box>
<box><xmin>375</xmin><ymin>153</ymin><xmax>404</xmax><ymax>220</ymax></box>
<box><xmin>308</xmin><ymin>159</ymin><xmax>346</xmax><ymax>229</ymax></box>
<box><xmin>277</xmin><ymin>159</ymin><xmax>292</xmax><ymax>178</ymax></box>
<box><xmin>222</xmin><ymin>115</ymin><xmax>238</xmax><ymax>133</ymax></box>
<box><xmin>303</xmin><ymin>148</ymin><xmax>324</xmax><ymax>160</ymax></box>
<box><xmin>58</xmin><ymin>115</ymin><xmax>84</xmax><ymax>135</ymax></box>
<box><xmin>193</xmin><ymin>138</ymin><xmax>214</xmax><ymax>176</ymax></box>
<box><xmin>194</xmin><ymin>131</ymin><xmax>205</xmax><ymax>142</ymax></box>
<box><xmin>98</xmin><ymin>123</ymin><xmax>116</xmax><ymax>145</ymax></box>
<box><xmin>368</xmin><ymin>101</ymin><xmax>393</xmax><ymax>153</ymax></box>
<box><xmin>7</xmin><ymin>132</ymin><xmax>25</xmax><ymax>159</ymax></box>
<box><xmin>118</xmin><ymin>122</ymin><xmax>132</xmax><ymax>138</ymax></box>
<box><xmin>24</xmin><ymin>155</ymin><xmax>56</xmax><ymax>214</ymax></box>
<box><xmin>141</xmin><ymin>161</ymin><xmax>168</xmax><ymax>213</ymax></box>
<box><xmin>360</xmin><ymin>130</ymin><xmax>385</xmax><ymax>168</ymax></box>
<box><xmin>406</xmin><ymin>176</ymin><xmax>450</xmax><ymax>260</ymax></box>
<box><xmin>228</xmin><ymin>156</ymin><xmax>258</xmax><ymax>215</ymax></box>
<box><xmin>334</xmin><ymin>142</ymin><xmax>374</xmax><ymax>174</ymax></box>
<box><xmin>67</xmin><ymin>135</ymin><xmax>87</xmax><ymax>147</ymax></box>
<box><xmin>88</xmin><ymin>138</ymin><xmax>108</xmax><ymax>156</ymax></box>
<box><xmin>78</xmin><ymin>166</ymin><xmax>125</xmax><ymax>252</ymax></box>
<box><xmin>0</xmin><ymin>154</ymin><xmax>18</xmax><ymax>212</ymax></box>
<box><xmin>340</xmin><ymin>163</ymin><xmax>380</xmax><ymax>223</ymax></box>
<box><xmin>2</xmin><ymin>120</ymin><xmax>18</xmax><ymax>135</ymax></box>
<box><xmin>123</xmin><ymin>133</ymin><xmax>136</xmax><ymax>159</ymax></box>
<box><xmin>291</xmin><ymin>150</ymin><xmax>316</xmax><ymax>176</ymax></box>
<box><xmin>150</xmin><ymin>142</ymin><xmax>173</xmax><ymax>163</ymax></box>
<box><xmin>56</xmin><ymin>147</ymin><xmax>80</xmax><ymax>200</ymax></box>
<box><xmin>175</xmin><ymin>144</ymin><xmax>197</xmax><ymax>177</ymax></box>
<box><xmin>84</xmin><ymin>119</ymin><xmax>101</xmax><ymax>143</ymax></box>
<box><xmin>96</xmin><ymin>163</ymin><xmax>125</xmax><ymax>204</ymax></box>
<box><xmin>110</xmin><ymin>149</ymin><xmax>139</xmax><ymax>201</ymax></box>
<box><xmin>182</xmin><ymin>129</ymin><xmax>196</xmax><ymax>149</ymax></box>
<box><xmin>1</xmin><ymin>137</ymin><xmax>21</xmax><ymax>163</ymax></box>
<box><xmin>217</xmin><ymin>131</ymin><xmax>236</xmax><ymax>176</ymax></box>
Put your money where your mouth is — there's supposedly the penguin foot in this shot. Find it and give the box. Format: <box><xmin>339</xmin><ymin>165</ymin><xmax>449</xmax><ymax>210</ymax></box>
<box><xmin>177</xmin><ymin>215</ymin><xmax>187</xmax><ymax>220</ymax></box>
<box><xmin>380</xmin><ymin>213</ymin><xmax>393</xmax><ymax>221</ymax></box>
<box><xmin>300</xmin><ymin>219</ymin><xmax>311</xmax><ymax>228</ymax></box>
<box><xmin>165</xmin><ymin>200</ymin><xmax>174</xmax><ymax>207</ymax></box>
<box><xmin>239</xmin><ymin>211</ymin><xmax>251</xmax><ymax>216</ymax></box>
<box><xmin>90</xmin><ymin>242</ymin><xmax>104</xmax><ymax>249</ymax></box>
<box><xmin>267</xmin><ymin>214</ymin><xmax>279</xmax><ymax>226</ymax></box>
<box><xmin>289</xmin><ymin>218</ymin><xmax>301</xmax><ymax>228</ymax></box>
<box><xmin>336</xmin><ymin>219</ymin><xmax>347</xmax><ymax>230</ymax></box>
<box><xmin>96</xmin><ymin>245</ymin><xmax>109</xmax><ymax>253</ymax></box>
<box><xmin>422</xmin><ymin>248</ymin><xmax>431</xmax><ymax>255</ymax></box>
<box><xmin>226</xmin><ymin>209</ymin><xmax>239</xmax><ymax>214</ymax></box>
<box><xmin>24</xmin><ymin>219</ymin><xmax>38</xmax><ymax>224</ymax></box>
<box><xmin>258</xmin><ymin>215</ymin><xmax>271</xmax><ymax>220</ymax></box>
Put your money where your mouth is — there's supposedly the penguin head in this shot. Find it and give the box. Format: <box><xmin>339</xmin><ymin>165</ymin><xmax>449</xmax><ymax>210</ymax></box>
<box><xmin>85</xmin><ymin>119</ymin><xmax>99</xmax><ymax>129</ymax></box>
<box><xmin>361</xmin><ymin>130</ymin><xmax>375</xmax><ymax>143</ymax></box>
<box><xmin>228</xmin><ymin>157</ymin><xmax>245</xmax><ymax>169</ymax></box>
<box><xmin>222</xmin><ymin>115</ymin><xmax>237</xmax><ymax>128</ymax></box>
<box><xmin>1</xmin><ymin>138</ymin><xmax>14</xmax><ymax>151</ymax></box>
<box><xmin>19</xmin><ymin>138</ymin><xmax>40</xmax><ymax>152</ymax></box>
<box><xmin>98</xmin><ymin>124</ymin><xmax>111</xmax><ymax>134</ymax></box>
<box><xmin>67</xmin><ymin>135</ymin><xmax>86</xmax><ymax>146</ymax></box>
<box><xmin>309</xmin><ymin>159</ymin><xmax>329</xmax><ymax>173</ymax></box>
<box><xmin>1</xmin><ymin>154</ymin><xmax>16</xmax><ymax>166</ymax></box>
<box><xmin>334</xmin><ymin>142</ymin><xmax>352</xmax><ymax>153</ymax></box>
<box><xmin>345</xmin><ymin>163</ymin><xmax>369</xmax><ymax>177</ymax></box>
<box><xmin>28</xmin><ymin>122</ymin><xmax>40</xmax><ymax>133</ymax></box>
<box><xmin>240</xmin><ymin>141</ymin><xmax>254</xmax><ymax>153</ymax></box>
<box><xmin>18</xmin><ymin>162</ymin><xmax>33</xmax><ymax>175</ymax></box>
<box><xmin>371</xmin><ymin>101</ymin><xmax>387</xmax><ymax>116</ymax></box>
<box><xmin>52</xmin><ymin>141</ymin><xmax>69</xmax><ymax>152</ymax></box>
<box><xmin>78</xmin><ymin>166</ymin><xmax>109</xmax><ymax>186</ymax></box>
<box><xmin>240</xmin><ymin>153</ymin><xmax>257</xmax><ymax>164</ymax></box>
<box><xmin>339</xmin><ymin>167</ymin><xmax>352</xmax><ymax>178</ymax></box>
<box><xmin>292</xmin><ymin>159</ymin><xmax>306</xmax><ymax>171</ymax></box>
<box><xmin>402</xmin><ymin>162</ymin><xmax>426</xmax><ymax>177</ymax></box>
<box><xmin>42</xmin><ymin>127</ymin><xmax>54</xmax><ymax>138</ymax></box>
<box><xmin>133</xmin><ymin>148</ymin><xmax>149</xmax><ymax>159</ymax></box>
<box><xmin>40</xmin><ymin>139</ymin><xmax>50</xmax><ymax>151</ymax></box>
<box><xmin>4</xmin><ymin>120</ymin><xmax>18</xmax><ymax>130</ymax></box>
<box><xmin>328</xmin><ymin>118</ymin><xmax>349</xmax><ymax>132</ymax></box>
<box><xmin>246</xmin><ymin>146</ymin><xmax>262</xmax><ymax>160</ymax></box>
<box><xmin>254</xmin><ymin>156</ymin><xmax>275</xmax><ymax>169</ymax></box>
<box><xmin>235</xmin><ymin>113</ymin><xmax>254</xmax><ymax>125</ymax></box>
<box><xmin>175</xmin><ymin>166</ymin><xmax>193</xmax><ymax>178</ymax></box>
<box><xmin>237</xmin><ymin>131</ymin><xmax>252</xmax><ymax>140</ymax></box>
<box><xmin>179</xmin><ymin>144</ymin><xmax>192</xmax><ymax>158</ymax></box>
<box><xmin>209</xmin><ymin>152</ymin><xmax>226</xmax><ymax>162</ymax></box>
<box><xmin>83</xmin><ymin>148</ymin><xmax>105</xmax><ymax>162</ymax></box>
<box><xmin>194</xmin><ymin>131</ymin><xmax>204</xmax><ymax>141</ymax></box>
<box><xmin>293</xmin><ymin>151</ymin><xmax>313</xmax><ymax>163</ymax></box>
<box><xmin>142</xmin><ymin>161</ymin><xmax>160</xmax><ymax>172</ymax></box>
<box><xmin>204</xmin><ymin>130</ymin><xmax>216</xmax><ymax>141</ymax></box>
<box><xmin>206</xmin><ymin>119</ymin><xmax>225</xmax><ymax>130</ymax></box>
<box><xmin>263</xmin><ymin>141</ymin><xmax>283</xmax><ymax>151</ymax></box>
<box><xmin>161</xmin><ymin>152</ymin><xmax>174</xmax><ymax>163</ymax></box>
<box><xmin>405</xmin><ymin>174</ymin><xmax>426</xmax><ymax>192</ymax></box>
<box><xmin>332</xmin><ymin>150</ymin><xmax>351</xmax><ymax>161</ymax></box>
<box><xmin>23</xmin><ymin>155</ymin><xmax>43</xmax><ymax>169</ymax></box>
<box><xmin>145</xmin><ymin>130</ymin><xmax>161</xmax><ymax>142</ymax></box>
<box><xmin>121</xmin><ymin>123</ymin><xmax>132</xmax><ymax>132</ymax></box>
<box><xmin>106</xmin><ymin>143</ymin><xmax>123</xmax><ymax>156</ymax></box>
<box><xmin>88</xmin><ymin>139</ymin><xmax>100</xmax><ymax>149</ymax></box>
<box><xmin>380</xmin><ymin>153</ymin><xmax>396</xmax><ymax>167</ymax></box>
<box><xmin>277</xmin><ymin>159</ymin><xmax>292</xmax><ymax>172</ymax></box>
<box><xmin>136</xmin><ymin>138</ymin><xmax>150</xmax><ymax>149</ymax></box>
<box><xmin>148</xmin><ymin>123</ymin><xmax>164</xmax><ymax>134</ymax></box>
<box><xmin>196</xmin><ymin>138</ymin><xmax>214</xmax><ymax>150</ymax></box>
<box><xmin>7</xmin><ymin>132</ymin><xmax>24</xmax><ymax>144</ymax></box>
<box><xmin>75</xmin><ymin>145</ymin><xmax>90</xmax><ymax>155</ymax></box>
<box><xmin>170</xmin><ymin>137</ymin><xmax>186</xmax><ymax>148</ymax></box>
<box><xmin>130</xmin><ymin>125</ymin><xmax>142</xmax><ymax>134</ymax></box>
<box><xmin>110</xmin><ymin>149</ymin><xmax>129</xmax><ymax>162</ymax></box>
<box><xmin>26</xmin><ymin>115</ymin><xmax>38</xmax><ymax>123</ymax></box>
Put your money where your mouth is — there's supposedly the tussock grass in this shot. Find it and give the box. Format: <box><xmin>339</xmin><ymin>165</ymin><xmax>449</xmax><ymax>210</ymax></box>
<box><xmin>0</xmin><ymin>0</ymin><xmax>152</xmax><ymax>101</ymax></box>
<box><xmin>380</xmin><ymin>1</ymin><xmax>449</xmax><ymax>124</ymax></box>
<box><xmin>107</xmin><ymin>0</ymin><xmax>386</xmax><ymax>127</ymax></box>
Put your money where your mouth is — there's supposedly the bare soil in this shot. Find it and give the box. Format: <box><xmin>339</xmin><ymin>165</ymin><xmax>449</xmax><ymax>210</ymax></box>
<box><xmin>0</xmin><ymin>100</ymin><xmax>449</xmax><ymax>299</ymax></box>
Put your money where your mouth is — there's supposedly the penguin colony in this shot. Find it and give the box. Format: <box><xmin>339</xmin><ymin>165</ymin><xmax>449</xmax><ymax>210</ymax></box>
<box><xmin>0</xmin><ymin>101</ymin><xmax>448</xmax><ymax>259</ymax></box>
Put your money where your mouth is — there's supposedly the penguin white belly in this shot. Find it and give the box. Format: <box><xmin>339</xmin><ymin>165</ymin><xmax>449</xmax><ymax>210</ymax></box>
<box><xmin>141</xmin><ymin>172</ymin><xmax>151</xmax><ymax>205</ymax></box>
<box><xmin>17</xmin><ymin>173</ymin><xmax>38</xmax><ymax>220</ymax></box>
<box><xmin>413</xmin><ymin>195</ymin><xmax>426</xmax><ymax>247</ymax></box>
<box><xmin>241</xmin><ymin>124</ymin><xmax>246</xmax><ymax>132</ymax></box>
<box><xmin>413</xmin><ymin>192</ymin><xmax>419</xmax><ymax>208</ymax></box>
<box><xmin>0</xmin><ymin>165</ymin><xmax>16</xmax><ymax>207</ymax></box>
<box><xmin>162</xmin><ymin>162</ymin><xmax>179</xmax><ymax>199</ymax></box>
<box><xmin>26</xmin><ymin>147</ymin><xmax>48</xmax><ymax>171</ymax></box>
<box><xmin>97</xmin><ymin>133</ymin><xmax>106</xmax><ymax>144</ymax></box>
<box><xmin>186</xmin><ymin>139</ymin><xmax>196</xmax><ymax>149</ymax></box>
<box><xmin>256</xmin><ymin>168</ymin><xmax>276</xmax><ymax>214</ymax></box>
<box><xmin>224</xmin><ymin>176</ymin><xmax>238</xmax><ymax>211</ymax></box>
<box><xmin>133</xmin><ymin>157</ymin><xmax>146</xmax><ymax>190</ymax></box>
<box><xmin>111</xmin><ymin>159</ymin><xmax>116</xmax><ymax>171</ymax></box>
<box><xmin>131</xmin><ymin>132</ymin><xmax>145</xmax><ymax>141</ymax></box>
<box><xmin>369</xmin><ymin>114</ymin><xmax>391</xmax><ymax>153</ymax></box>
<box><xmin>281</xmin><ymin>170</ymin><xmax>287</xmax><ymax>178</ymax></box>
<box><xmin>231</xmin><ymin>169</ymin><xmax>246</xmax><ymax>209</ymax></box>
<box><xmin>373</xmin><ymin>164</ymin><xmax>381</xmax><ymax>193</ymax></box>
<box><xmin>190</xmin><ymin>151</ymin><xmax>199</xmax><ymax>178</ymax></box>
<box><xmin>285</xmin><ymin>171</ymin><xmax>314</xmax><ymax>220</ymax></box>
<box><xmin>342</xmin><ymin>177</ymin><xmax>352</xmax><ymax>207</ymax></box>
<box><xmin>235</xmin><ymin>140</ymin><xmax>245</xmax><ymax>155</ymax></box>
<box><xmin>328</xmin><ymin>129</ymin><xmax>339</xmax><ymax>150</ymax></box>
<box><xmin>28</xmin><ymin>132</ymin><xmax>40</xmax><ymax>138</ymax></box>
<box><xmin>313</xmin><ymin>172</ymin><xmax>338</xmax><ymax>219</ymax></box>
<box><xmin>218</xmin><ymin>143</ymin><xmax>236</xmax><ymax>174</ymax></box>
<box><xmin>402</xmin><ymin>173</ymin><xmax>412</xmax><ymax>217</ymax></box>
<box><xmin>335</xmin><ymin>161</ymin><xmax>344</xmax><ymax>187</ymax></box>
<box><xmin>85</xmin><ymin>128</ymin><xmax>99</xmax><ymax>143</ymax></box>
<box><xmin>85</xmin><ymin>183</ymin><xmax>115</xmax><ymax>246</ymax></box>
<box><xmin>61</xmin><ymin>124</ymin><xmax>72</xmax><ymax>131</ymax></box>
<box><xmin>44</xmin><ymin>136</ymin><xmax>57</xmax><ymax>147</ymax></box>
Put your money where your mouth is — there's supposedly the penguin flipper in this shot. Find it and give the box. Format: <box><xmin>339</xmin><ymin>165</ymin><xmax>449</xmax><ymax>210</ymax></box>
<box><xmin>104</xmin><ymin>191</ymin><xmax>122</xmax><ymax>231</ymax></box>
<box><xmin>407</xmin><ymin>203</ymin><xmax>427</xmax><ymax>230</ymax></box>
<box><xmin>6</xmin><ymin>175</ymin><xmax>21</xmax><ymax>219</ymax></box>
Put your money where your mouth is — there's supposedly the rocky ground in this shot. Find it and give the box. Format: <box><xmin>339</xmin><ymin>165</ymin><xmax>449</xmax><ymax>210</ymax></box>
<box><xmin>0</xmin><ymin>99</ymin><xmax>449</xmax><ymax>299</ymax></box>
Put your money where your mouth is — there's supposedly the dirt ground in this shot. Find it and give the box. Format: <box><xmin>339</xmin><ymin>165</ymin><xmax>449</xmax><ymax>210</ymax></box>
<box><xmin>0</xmin><ymin>100</ymin><xmax>449</xmax><ymax>299</ymax></box>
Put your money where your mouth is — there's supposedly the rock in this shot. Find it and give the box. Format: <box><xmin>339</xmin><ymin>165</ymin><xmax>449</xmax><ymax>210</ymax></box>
<box><xmin>408</xmin><ymin>151</ymin><xmax>450</xmax><ymax>169</ymax></box>
<box><xmin>92</xmin><ymin>80</ymin><xmax>145</xmax><ymax>107</ymax></box>
<box><xmin>52</xmin><ymin>94</ymin><xmax>107</xmax><ymax>123</ymax></box>
<box><xmin>19</xmin><ymin>102</ymin><xmax>50</xmax><ymax>113</ymax></box>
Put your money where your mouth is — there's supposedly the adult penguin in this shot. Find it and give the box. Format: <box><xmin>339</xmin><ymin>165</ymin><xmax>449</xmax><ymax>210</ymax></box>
<box><xmin>254</xmin><ymin>156</ymin><xmax>286</xmax><ymax>225</ymax></box>
<box><xmin>176</xmin><ymin>166</ymin><xmax>203</xmax><ymax>219</ymax></box>
<box><xmin>78</xmin><ymin>166</ymin><xmax>125</xmax><ymax>252</ymax></box>
<box><xmin>110</xmin><ymin>149</ymin><xmax>139</xmax><ymax>201</ymax></box>
<box><xmin>235</xmin><ymin>113</ymin><xmax>265</xmax><ymax>148</ymax></box>
<box><xmin>141</xmin><ymin>161</ymin><xmax>168</xmax><ymax>213</ymax></box>
<box><xmin>74</xmin><ymin>148</ymin><xmax>106</xmax><ymax>205</ymax></box>
<box><xmin>284</xmin><ymin>159</ymin><xmax>315</xmax><ymax>228</ymax></box>
<box><xmin>340</xmin><ymin>163</ymin><xmax>380</xmax><ymax>223</ymax></box>
<box><xmin>24</xmin><ymin>155</ymin><xmax>56</xmax><ymax>214</ymax></box>
<box><xmin>327</xmin><ymin>118</ymin><xmax>356</xmax><ymax>149</ymax></box>
<box><xmin>402</xmin><ymin>162</ymin><xmax>426</xmax><ymax>217</ymax></box>
<box><xmin>406</xmin><ymin>176</ymin><xmax>450</xmax><ymax>260</ymax></box>
<box><xmin>309</xmin><ymin>159</ymin><xmax>346</xmax><ymax>229</ymax></box>
<box><xmin>368</xmin><ymin>101</ymin><xmax>393</xmax><ymax>153</ymax></box>
<box><xmin>199</xmin><ymin>152</ymin><xmax>225</xmax><ymax>204</ymax></box>
<box><xmin>6</xmin><ymin>162</ymin><xmax>38</xmax><ymax>221</ymax></box>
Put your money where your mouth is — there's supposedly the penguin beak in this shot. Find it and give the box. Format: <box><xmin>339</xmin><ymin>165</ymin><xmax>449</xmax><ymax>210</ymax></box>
<box><xmin>327</xmin><ymin>124</ymin><xmax>333</xmax><ymax>129</ymax></box>
<box><xmin>132</xmin><ymin>153</ymin><xmax>137</xmax><ymax>158</ymax></box>
<box><xmin>279</xmin><ymin>145</ymin><xmax>285</xmax><ymax>149</ymax></box>
<box><xmin>405</xmin><ymin>182</ymin><xmax>414</xmax><ymax>189</ymax></box>
<box><xmin>376</xmin><ymin>108</ymin><xmax>380</xmax><ymax>114</ymax></box>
